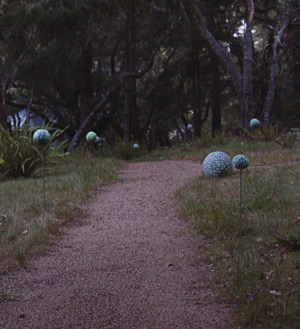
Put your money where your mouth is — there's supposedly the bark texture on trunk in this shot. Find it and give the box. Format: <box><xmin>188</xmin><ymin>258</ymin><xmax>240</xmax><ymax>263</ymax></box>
<box><xmin>210</xmin><ymin>50</ymin><xmax>222</xmax><ymax>136</ymax></box>
<box><xmin>0</xmin><ymin>78</ymin><xmax>7</xmax><ymax>128</ymax></box>
<box><xmin>243</xmin><ymin>0</ymin><xmax>255</xmax><ymax>129</ymax></box>
<box><xmin>263</xmin><ymin>23</ymin><xmax>287</xmax><ymax>126</ymax></box>
<box><xmin>79</xmin><ymin>42</ymin><xmax>93</xmax><ymax>126</ymax></box>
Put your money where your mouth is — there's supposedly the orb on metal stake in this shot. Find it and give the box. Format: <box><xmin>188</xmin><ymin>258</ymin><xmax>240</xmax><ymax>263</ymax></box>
<box><xmin>33</xmin><ymin>129</ymin><xmax>51</xmax><ymax>212</ymax></box>
<box><xmin>232</xmin><ymin>154</ymin><xmax>250</xmax><ymax>236</ymax></box>
<box><xmin>86</xmin><ymin>131</ymin><xmax>98</xmax><ymax>143</ymax></box>
<box><xmin>249</xmin><ymin>118</ymin><xmax>261</xmax><ymax>130</ymax></box>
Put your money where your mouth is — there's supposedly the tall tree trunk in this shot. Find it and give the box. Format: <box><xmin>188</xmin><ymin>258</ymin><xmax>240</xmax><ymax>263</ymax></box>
<box><xmin>210</xmin><ymin>50</ymin><xmax>222</xmax><ymax>136</ymax></box>
<box><xmin>207</xmin><ymin>14</ymin><xmax>222</xmax><ymax>136</ymax></box>
<box><xmin>79</xmin><ymin>41</ymin><xmax>93</xmax><ymax>127</ymax></box>
<box><xmin>123</xmin><ymin>11</ymin><xmax>135</xmax><ymax>143</ymax></box>
<box><xmin>263</xmin><ymin>22</ymin><xmax>288</xmax><ymax>126</ymax></box>
<box><xmin>243</xmin><ymin>0</ymin><xmax>255</xmax><ymax>129</ymax></box>
<box><xmin>190</xmin><ymin>25</ymin><xmax>204</xmax><ymax>137</ymax></box>
<box><xmin>0</xmin><ymin>78</ymin><xmax>8</xmax><ymax>128</ymax></box>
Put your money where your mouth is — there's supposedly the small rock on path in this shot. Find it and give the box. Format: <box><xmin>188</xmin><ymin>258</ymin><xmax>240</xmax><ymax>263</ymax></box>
<box><xmin>0</xmin><ymin>160</ymin><xmax>234</xmax><ymax>329</ymax></box>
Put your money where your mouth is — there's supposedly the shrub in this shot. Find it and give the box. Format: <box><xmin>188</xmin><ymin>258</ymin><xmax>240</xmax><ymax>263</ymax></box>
<box><xmin>113</xmin><ymin>141</ymin><xmax>145</xmax><ymax>160</ymax></box>
<box><xmin>275</xmin><ymin>131</ymin><xmax>298</xmax><ymax>149</ymax></box>
<box><xmin>0</xmin><ymin>125</ymin><xmax>67</xmax><ymax>179</ymax></box>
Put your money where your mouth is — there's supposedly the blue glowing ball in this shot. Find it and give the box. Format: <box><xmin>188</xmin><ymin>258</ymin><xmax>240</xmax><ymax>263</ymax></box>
<box><xmin>203</xmin><ymin>151</ymin><xmax>233</xmax><ymax>178</ymax></box>
<box><xmin>187</xmin><ymin>124</ymin><xmax>193</xmax><ymax>130</ymax></box>
<box><xmin>133</xmin><ymin>143</ymin><xmax>139</xmax><ymax>149</ymax></box>
<box><xmin>33</xmin><ymin>129</ymin><xmax>51</xmax><ymax>147</ymax></box>
<box><xmin>250</xmin><ymin>118</ymin><xmax>260</xmax><ymax>129</ymax></box>
<box><xmin>232</xmin><ymin>155</ymin><xmax>250</xmax><ymax>170</ymax></box>
<box><xmin>86</xmin><ymin>131</ymin><xmax>97</xmax><ymax>143</ymax></box>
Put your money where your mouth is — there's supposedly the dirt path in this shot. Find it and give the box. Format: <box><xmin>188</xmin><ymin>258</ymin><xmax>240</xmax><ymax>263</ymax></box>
<box><xmin>0</xmin><ymin>160</ymin><xmax>234</xmax><ymax>329</ymax></box>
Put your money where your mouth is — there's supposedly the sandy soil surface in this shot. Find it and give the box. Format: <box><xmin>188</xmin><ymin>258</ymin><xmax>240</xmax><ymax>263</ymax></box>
<box><xmin>0</xmin><ymin>160</ymin><xmax>234</xmax><ymax>329</ymax></box>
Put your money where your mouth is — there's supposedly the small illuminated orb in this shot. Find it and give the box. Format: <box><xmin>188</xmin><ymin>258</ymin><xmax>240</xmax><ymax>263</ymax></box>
<box><xmin>96</xmin><ymin>137</ymin><xmax>101</xmax><ymax>143</ymax></box>
<box><xmin>86</xmin><ymin>131</ymin><xmax>97</xmax><ymax>143</ymax></box>
<box><xmin>187</xmin><ymin>124</ymin><xmax>193</xmax><ymax>130</ymax></box>
<box><xmin>133</xmin><ymin>143</ymin><xmax>139</xmax><ymax>149</ymax></box>
<box><xmin>203</xmin><ymin>151</ymin><xmax>233</xmax><ymax>178</ymax></box>
<box><xmin>232</xmin><ymin>155</ymin><xmax>250</xmax><ymax>170</ymax></box>
<box><xmin>33</xmin><ymin>129</ymin><xmax>51</xmax><ymax>147</ymax></box>
<box><xmin>250</xmin><ymin>118</ymin><xmax>260</xmax><ymax>129</ymax></box>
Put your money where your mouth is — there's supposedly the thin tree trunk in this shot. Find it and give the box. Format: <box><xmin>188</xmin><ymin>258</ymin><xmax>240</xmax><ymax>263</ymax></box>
<box><xmin>243</xmin><ymin>0</ymin><xmax>255</xmax><ymax>129</ymax></box>
<box><xmin>263</xmin><ymin>22</ymin><xmax>287</xmax><ymax>126</ymax></box>
<box><xmin>123</xmin><ymin>12</ymin><xmax>132</xmax><ymax>143</ymax></box>
<box><xmin>210</xmin><ymin>50</ymin><xmax>222</xmax><ymax>136</ymax></box>
<box><xmin>79</xmin><ymin>41</ymin><xmax>93</xmax><ymax>126</ymax></box>
<box><xmin>0</xmin><ymin>78</ymin><xmax>7</xmax><ymax>128</ymax></box>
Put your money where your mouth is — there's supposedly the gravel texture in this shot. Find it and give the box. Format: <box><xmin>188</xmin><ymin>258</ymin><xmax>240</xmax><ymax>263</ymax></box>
<box><xmin>0</xmin><ymin>160</ymin><xmax>234</xmax><ymax>329</ymax></box>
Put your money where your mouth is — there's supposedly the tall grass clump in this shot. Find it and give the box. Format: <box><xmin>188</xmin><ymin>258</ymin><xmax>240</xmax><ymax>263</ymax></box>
<box><xmin>0</xmin><ymin>152</ymin><xmax>121</xmax><ymax>270</ymax></box>
<box><xmin>177</xmin><ymin>163</ymin><xmax>300</xmax><ymax>328</ymax></box>
<box><xmin>0</xmin><ymin>124</ymin><xmax>66</xmax><ymax>179</ymax></box>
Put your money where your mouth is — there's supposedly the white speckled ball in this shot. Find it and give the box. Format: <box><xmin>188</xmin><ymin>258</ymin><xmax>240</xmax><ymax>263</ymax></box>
<box><xmin>187</xmin><ymin>124</ymin><xmax>193</xmax><ymax>130</ymax></box>
<box><xmin>133</xmin><ymin>143</ymin><xmax>139</xmax><ymax>149</ymax></box>
<box><xmin>33</xmin><ymin>129</ymin><xmax>51</xmax><ymax>147</ymax></box>
<box><xmin>203</xmin><ymin>151</ymin><xmax>233</xmax><ymax>178</ymax></box>
<box><xmin>86</xmin><ymin>131</ymin><xmax>97</xmax><ymax>143</ymax></box>
<box><xmin>250</xmin><ymin>118</ymin><xmax>260</xmax><ymax>129</ymax></box>
<box><xmin>232</xmin><ymin>155</ymin><xmax>250</xmax><ymax>170</ymax></box>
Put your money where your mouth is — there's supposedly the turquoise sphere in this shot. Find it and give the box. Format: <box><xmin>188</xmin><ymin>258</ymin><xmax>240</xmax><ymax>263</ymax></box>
<box><xmin>232</xmin><ymin>155</ymin><xmax>250</xmax><ymax>170</ymax></box>
<box><xmin>33</xmin><ymin>129</ymin><xmax>51</xmax><ymax>147</ymax></box>
<box><xmin>86</xmin><ymin>131</ymin><xmax>97</xmax><ymax>143</ymax></box>
<box><xmin>250</xmin><ymin>118</ymin><xmax>260</xmax><ymax>129</ymax></box>
<box><xmin>203</xmin><ymin>151</ymin><xmax>233</xmax><ymax>178</ymax></box>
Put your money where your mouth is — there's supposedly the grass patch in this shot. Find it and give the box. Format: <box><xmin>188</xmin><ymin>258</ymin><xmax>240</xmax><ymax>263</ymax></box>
<box><xmin>0</xmin><ymin>152</ymin><xmax>121</xmax><ymax>270</ymax></box>
<box><xmin>177</xmin><ymin>156</ymin><xmax>300</xmax><ymax>328</ymax></box>
<box><xmin>133</xmin><ymin>138</ymin><xmax>300</xmax><ymax>165</ymax></box>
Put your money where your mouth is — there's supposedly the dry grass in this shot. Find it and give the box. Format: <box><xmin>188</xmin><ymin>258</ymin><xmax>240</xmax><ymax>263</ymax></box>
<box><xmin>0</xmin><ymin>152</ymin><xmax>121</xmax><ymax>270</ymax></box>
<box><xmin>177</xmin><ymin>141</ymin><xmax>300</xmax><ymax>328</ymax></box>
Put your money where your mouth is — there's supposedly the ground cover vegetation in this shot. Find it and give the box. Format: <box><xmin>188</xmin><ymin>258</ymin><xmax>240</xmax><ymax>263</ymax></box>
<box><xmin>0</xmin><ymin>153</ymin><xmax>121</xmax><ymax>270</ymax></box>
<box><xmin>177</xmin><ymin>139</ymin><xmax>300</xmax><ymax>328</ymax></box>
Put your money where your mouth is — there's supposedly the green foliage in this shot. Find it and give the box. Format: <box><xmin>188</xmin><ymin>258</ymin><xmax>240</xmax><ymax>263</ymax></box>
<box><xmin>112</xmin><ymin>142</ymin><xmax>146</xmax><ymax>160</ymax></box>
<box><xmin>0</xmin><ymin>125</ymin><xmax>67</xmax><ymax>179</ymax></box>
<box><xmin>275</xmin><ymin>131</ymin><xmax>298</xmax><ymax>149</ymax></box>
<box><xmin>0</xmin><ymin>154</ymin><xmax>121</xmax><ymax>269</ymax></box>
<box><xmin>255</xmin><ymin>125</ymin><xmax>280</xmax><ymax>142</ymax></box>
<box><xmin>270</xmin><ymin>229</ymin><xmax>300</xmax><ymax>251</ymax></box>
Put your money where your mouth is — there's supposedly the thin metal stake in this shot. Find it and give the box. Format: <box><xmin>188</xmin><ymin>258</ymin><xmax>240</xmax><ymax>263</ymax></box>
<box><xmin>42</xmin><ymin>147</ymin><xmax>46</xmax><ymax>213</ymax></box>
<box><xmin>239</xmin><ymin>169</ymin><xmax>243</xmax><ymax>235</ymax></box>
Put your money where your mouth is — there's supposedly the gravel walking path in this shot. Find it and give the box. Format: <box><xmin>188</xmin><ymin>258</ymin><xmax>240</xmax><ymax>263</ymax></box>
<box><xmin>1</xmin><ymin>160</ymin><xmax>233</xmax><ymax>329</ymax></box>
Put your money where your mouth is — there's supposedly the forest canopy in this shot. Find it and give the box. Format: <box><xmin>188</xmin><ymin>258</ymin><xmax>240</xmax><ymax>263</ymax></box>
<box><xmin>0</xmin><ymin>0</ymin><xmax>299</xmax><ymax>151</ymax></box>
